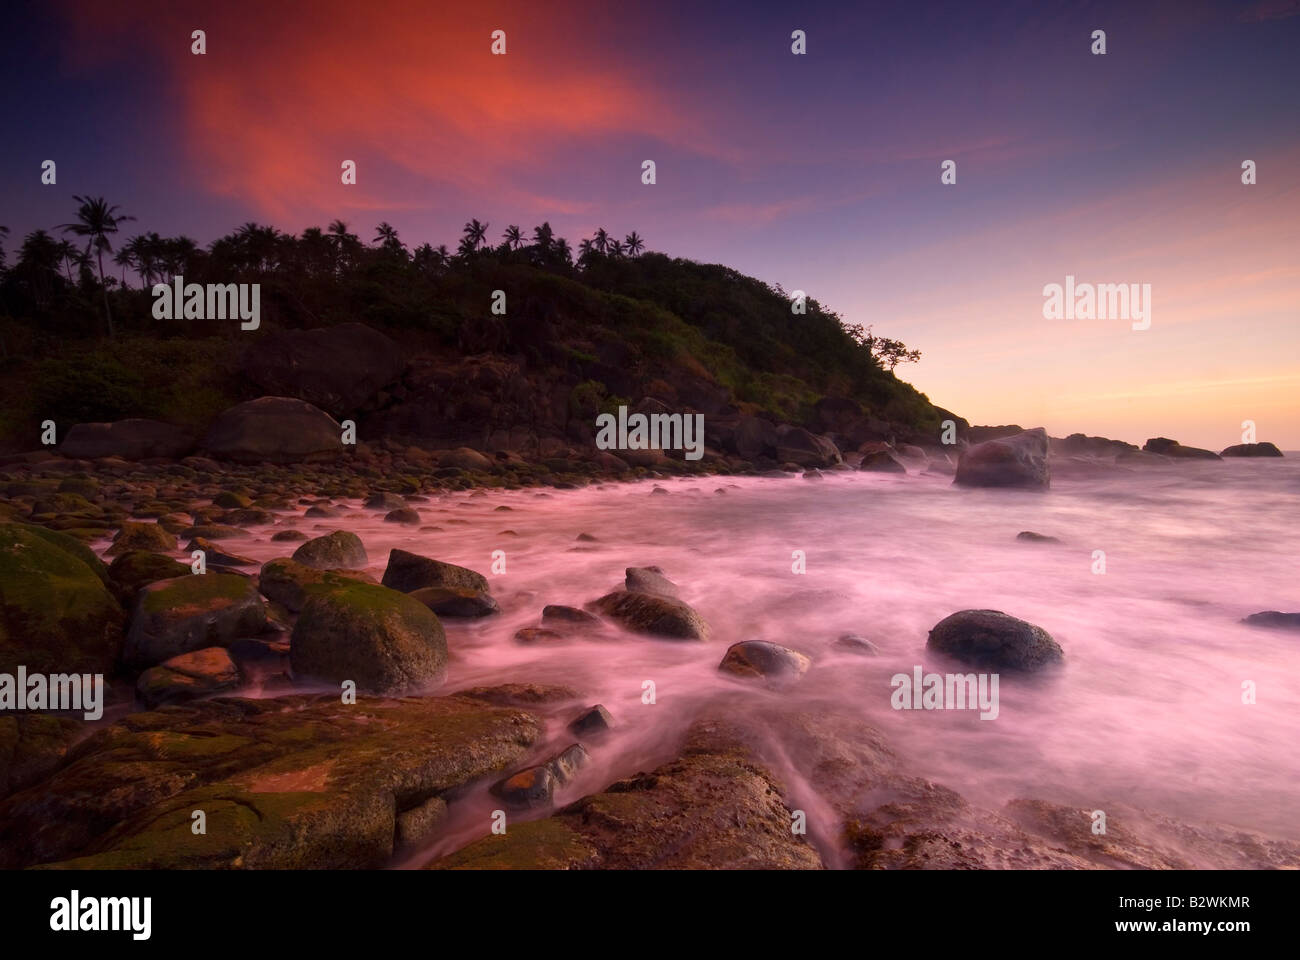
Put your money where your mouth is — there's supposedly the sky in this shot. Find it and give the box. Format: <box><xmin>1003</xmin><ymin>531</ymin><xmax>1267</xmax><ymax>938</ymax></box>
<box><xmin>2</xmin><ymin>0</ymin><xmax>1298</xmax><ymax>449</ymax></box>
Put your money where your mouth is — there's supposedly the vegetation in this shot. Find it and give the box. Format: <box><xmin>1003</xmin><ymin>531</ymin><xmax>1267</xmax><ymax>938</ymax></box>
<box><xmin>0</xmin><ymin>199</ymin><xmax>945</xmax><ymax>449</ymax></box>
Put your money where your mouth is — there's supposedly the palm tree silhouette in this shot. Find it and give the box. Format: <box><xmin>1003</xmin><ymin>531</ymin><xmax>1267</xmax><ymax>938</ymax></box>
<box><xmin>593</xmin><ymin>228</ymin><xmax>609</xmax><ymax>255</ymax></box>
<box><xmin>503</xmin><ymin>225</ymin><xmax>523</xmax><ymax>251</ymax></box>
<box><xmin>374</xmin><ymin>222</ymin><xmax>404</xmax><ymax>255</ymax></box>
<box><xmin>608</xmin><ymin>238</ymin><xmax>625</xmax><ymax>258</ymax></box>
<box><xmin>462</xmin><ymin>219</ymin><xmax>489</xmax><ymax>251</ymax></box>
<box><xmin>58</xmin><ymin>195</ymin><xmax>135</xmax><ymax>337</ymax></box>
<box><xmin>624</xmin><ymin>231</ymin><xmax>644</xmax><ymax>257</ymax></box>
<box><xmin>531</xmin><ymin>222</ymin><xmax>554</xmax><ymax>252</ymax></box>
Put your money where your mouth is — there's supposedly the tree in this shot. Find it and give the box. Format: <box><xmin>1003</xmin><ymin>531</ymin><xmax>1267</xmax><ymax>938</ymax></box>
<box><xmin>374</xmin><ymin>221</ymin><xmax>405</xmax><ymax>255</ymax></box>
<box><xmin>531</xmin><ymin>221</ymin><xmax>554</xmax><ymax>253</ymax></box>
<box><xmin>462</xmin><ymin>219</ymin><xmax>489</xmax><ymax>252</ymax></box>
<box><xmin>57</xmin><ymin>195</ymin><xmax>135</xmax><ymax>337</ymax></box>
<box><xmin>577</xmin><ymin>238</ymin><xmax>595</xmax><ymax>265</ymax></box>
<box><xmin>608</xmin><ymin>238</ymin><xmax>624</xmax><ymax>258</ymax></box>
<box><xmin>503</xmin><ymin>225</ymin><xmax>523</xmax><ymax>251</ymax></box>
<box><xmin>846</xmin><ymin>323</ymin><xmax>922</xmax><ymax>371</ymax></box>
<box><xmin>593</xmin><ymin>227</ymin><xmax>609</xmax><ymax>255</ymax></box>
<box><xmin>624</xmin><ymin>231</ymin><xmax>644</xmax><ymax>257</ymax></box>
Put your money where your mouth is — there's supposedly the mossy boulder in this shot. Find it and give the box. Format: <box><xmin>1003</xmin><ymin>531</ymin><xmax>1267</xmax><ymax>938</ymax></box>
<box><xmin>0</xmin><ymin>693</ymin><xmax>541</xmax><ymax>869</ymax></box>
<box><xmin>0</xmin><ymin>714</ymin><xmax>81</xmax><ymax>798</ymax></box>
<box><xmin>290</xmin><ymin>582</ymin><xmax>448</xmax><ymax>694</ymax></box>
<box><xmin>292</xmin><ymin>530</ymin><xmax>368</xmax><ymax>571</ymax></box>
<box><xmin>927</xmin><ymin>609</ymin><xmax>1063</xmax><ymax>672</ymax></box>
<box><xmin>125</xmin><ymin>574</ymin><xmax>267</xmax><ymax>667</ymax></box>
<box><xmin>258</xmin><ymin>557</ymin><xmax>374</xmax><ymax>613</ymax></box>
<box><xmin>0</xmin><ymin>523</ymin><xmax>125</xmax><ymax>676</ymax></box>
<box><xmin>106</xmin><ymin>520</ymin><xmax>177</xmax><ymax>556</ymax></box>
<box><xmin>107</xmin><ymin>550</ymin><xmax>191</xmax><ymax>603</ymax></box>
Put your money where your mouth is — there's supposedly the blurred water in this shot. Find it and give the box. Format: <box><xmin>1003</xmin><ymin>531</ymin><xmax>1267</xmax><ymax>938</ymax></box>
<box><xmin>214</xmin><ymin>456</ymin><xmax>1300</xmax><ymax>861</ymax></box>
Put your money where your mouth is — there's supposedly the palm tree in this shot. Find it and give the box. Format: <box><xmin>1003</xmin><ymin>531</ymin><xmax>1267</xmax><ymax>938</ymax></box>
<box><xmin>608</xmin><ymin>238</ymin><xmax>625</xmax><ymax>258</ymax></box>
<box><xmin>593</xmin><ymin>227</ymin><xmax>609</xmax><ymax>255</ymax></box>
<box><xmin>55</xmin><ymin>238</ymin><xmax>83</xmax><ymax>283</ymax></box>
<box><xmin>462</xmin><ymin>219</ymin><xmax>489</xmax><ymax>252</ymax></box>
<box><xmin>531</xmin><ymin>221</ymin><xmax>554</xmax><ymax>252</ymax></box>
<box><xmin>327</xmin><ymin>219</ymin><xmax>360</xmax><ymax>272</ymax></box>
<box><xmin>624</xmin><ymin>231</ymin><xmax>644</xmax><ymax>257</ymax></box>
<box><xmin>553</xmin><ymin>237</ymin><xmax>572</xmax><ymax>265</ymax></box>
<box><xmin>577</xmin><ymin>238</ymin><xmax>595</xmax><ymax>264</ymax></box>
<box><xmin>373</xmin><ymin>221</ymin><xmax>404</xmax><ymax>255</ymax></box>
<box><xmin>58</xmin><ymin>195</ymin><xmax>135</xmax><ymax>337</ymax></box>
<box><xmin>0</xmin><ymin>225</ymin><xmax>8</xmax><ymax>273</ymax></box>
<box><xmin>503</xmin><ymin>225</ymin><xmax>523</xmax><ymax>251</ymax></box>
<box><xmin>112</xmin><ymin>243</ymin><xmax>136</xmax><ymax>288</ymax></box>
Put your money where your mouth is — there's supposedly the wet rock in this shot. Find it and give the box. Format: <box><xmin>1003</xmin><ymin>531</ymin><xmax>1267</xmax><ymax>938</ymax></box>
<box><xmin>731</xmin><ymin>416</ymin><xmax>779</xmax><ymax>460</ymax></box>
<box><xmin>834</xmin><ymin>634</ymin><xmax>880</xmax><ymax>656</ymax></box>
<box><xmin>125</xmin><ymin>574</ymin><xmax>267</xmax><ymax>667</ymax></box>
<box><xmin>271</xmin><ymin>529</ymin><xmax>307</xmax><ymax>542</ymax></box>
<box><xmin>0</xmin><ymin>694</ymin><xmax>541</xmax><ymax>869</ymax></box>
<box><xmin>381</xmin><ymin>548</ymin><xmax>489</xmax><ymax>594</ymax></box>
<box><xmin>187</xmin><ymin>537</ymin><xmax>257</xmax><ymax>568</ymax></box>
<box><xmin>136</xmin><ymin>647</ymin><xmax>242</xmax><ymax>708</ymax></box>
<box><xmin>859</xmin><ymin>450</ymin><xmax>907</xmax><ymax>473</ymax></box>
<box><xmin>0</xmin><ymin>714</ymin><xmax>81</xmax><ymax>799</ymax></box>
<box><xmin>453</xmin><ymin>683</ymin><xmax>580</xmax><ymax>707</ymax></box>
<box><xmin>290</xmin><ymin>581</ymin><xmax>447</xmax><ymax>694</ymax></box>
<box><xmin>304</xmin><ymin>504</ymin><xmax>340</xmax><ymax>518</ymax></box>
<box><xmin>107</xmin><ymin>550</ymin><xmax>191</xmax><ymax>603</ymax></box>
<box><xmin>719</xmin><ymin>640</ymin><xmax>812</xmax><ymax>682</ymax></box>
<box><xmin>1016</xmin><ymin>531</ymin><xmax>1061</xmax><ymax>543</ymax></box>
<box><xmin>491</xmin><ymin>765</ymin><xmax>556</xmax><ymax>810</ymax></box>
<box><xmin>624</xmin><ymin>565</ymin><xmax>680</xmax><ymax>599</ymax></box>
<box><xmin>585</xmin><ymin>590</ymin><xmax>709</xmax><ymax>641</ymax></box>
<box><xmin>365</xmin><ymin>492</ymin><xmax>408</xmax><ymax>511</ymax></box>
<box><xmin>513</xmin><ymin>627</ymin><xmax>565</xmax><ymax>644</ymax></box>
<box><xmin>0</xmin><ymin>523</ymin><xmax>125</xmax><ymax>676</ymax></box>
<box><xmin>926</xmin><ymin>609</ymin><xmax>1063</xmax><ymax>671</ymax></box>
<box><xmin>568</xmin><ymin>704</ymin><xmax>614</xmax><ymax>737</ymax></box>
<box><xmin>58</xmin><ymin>419</ymin><xmax>193</xmax><ymax>461</ymax></box>
<box><xmin>408</xmin><ymin>585</ymin><xmax>500</xmax><ymax>618</ymax></box>
<box><xmin>541</xmin><ymin>604</ymin><xmax>601</xmax><ymax>626</ymax></box>
<box><xmin>954</xmin><ymin>428</ymin><xmax>1050</xmax><ymax>490</ymax></box>
<box><xmin>292</xmin><ymin>530</ymin><xmax>368</xmax><ymax>571</ymax></box>
<box><xmin>384</xmin><ymin>507</ymin><xmax>421</xmax><ymax>525</ymax></box>
<box><xmin>213</xmin><ymin>491</ymin><xmax>252</xmax><ymax>509</ymax></box>
<box><xmin>1142</xmin><ymin>437</ymin><xmax>1221</xmax><ymax>460</ymax></box>
<box><xmin>257</xmin><ymin>558</ymin><xmax>374</xmax><ymax>613</ymax></box>
<box><xmin>1241</xmin><ymin>611</ymin><xmax>1300</xmax><ymax>630</ymax></box>
<box><xmin>431</xmin><ymin>718</ymin><xmax>821</xmax><ymax>869</ymax></box>
<box><xmin>180</xmin><ymin>524</ymin><xmax>249</xmax><ymax>540</ymax></box>
<box><xmin>441</xmin><ymin>447</ymin><xmax>493</xmax><ymax>471</ymax></box>
<box><xmin>106</xmin><ymin>520</ymin><xmax>176</xmax><ymax>556</ymax></box>
<box><xmin>395</xmin><ymin>795</ymin><xmax>448</xmax><ymax>850</ymax></box>
<box><xmin>205</xmin><ymin>397</ymin><xmax>343</xmax><ymax>464</ymax></box>
<box><xmin>1220</xmin><ymin>442</ymin><xmax>1283</xmax><ymax>458</ymax></box>
<box><xmin>775</xmin><ymin>425</ymin><xmax>841</xmax><ymax>468</ymax></box>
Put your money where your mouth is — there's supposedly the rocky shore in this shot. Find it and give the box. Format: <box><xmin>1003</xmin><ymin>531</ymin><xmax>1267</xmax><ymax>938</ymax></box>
<box><xmin>1</xmin><ymin>432</ymin><xmax>1296</xmax><ymax>870</ymax></box>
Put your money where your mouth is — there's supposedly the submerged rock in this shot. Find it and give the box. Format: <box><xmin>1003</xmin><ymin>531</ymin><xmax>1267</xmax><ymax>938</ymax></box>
<box><xmin>1142</xmin><ymin>437</ymin><xmax>1221</xmax><ymax>460</ymax></box>
<box><xmin>408</xmin><ymin>585</ymin><xmax>499</xmax><ymax>618</ymax></box>
<box><xmin>381</xmin><ymin>548</ymin><xmax>490</xmax><ymax>594</ymax></box>
<box><xmin>568</xmin><ymin>704</ymin><xmax>614</xmax><ymax>737</ymax></box>
<box><xmin>1220</xmin><ymin>442</ymin><xmax>1283</xmax><ymax>458</ymax></box>
<box><xmin>585</xmin><ymin>590</ymin><xmax>709</xmax><ymax>641</ymax></box>
<box><xmin>1016</xmin><ymin>531</ymin><xmax>1061</xmax><ymax>543</ymax></box>
<box><xmin>719</xmin><ymin>640</ymin><xmax>812</xmax><ymax>682</ymax></box>
<box><xmin>1241</xmin><ymin>611</ymin><xmax>1300</xmax><ymax>630</ymax></box>
<box><xmin>926</xmin><ymin>609</ymin><xmax>1063</xmax><ymax>672</ymax></box>
<box><xmin>624</xmin><ymin>565</ymin><xmax>680</xmax><ymax>598</ymax></box>
<box><xmin>954</xmin><ymin>428</ymin><xmax>1050</xmax><ymax>490</ymax></box>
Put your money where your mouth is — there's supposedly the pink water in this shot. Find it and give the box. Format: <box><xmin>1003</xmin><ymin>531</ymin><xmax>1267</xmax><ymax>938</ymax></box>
<box><xmin>149</xmin><ymin>458</ymin><xmax>1300</xmax><ymax>863</ymax></box>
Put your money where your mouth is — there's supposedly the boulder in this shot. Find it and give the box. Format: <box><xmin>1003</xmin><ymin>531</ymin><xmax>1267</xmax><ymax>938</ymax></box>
<box><xmin>204</xmin><ymin>397</ymin><xmax>342</xmax><ymax>464</ymax></box>
<box><xmin>408</xmin><ymin>586</ymin><xmax>499</xmax><ymax>618</ymax></box>
<box><xmin>0</xmin><ymin>714</ymin><xmax>81</xmax><ymax>799</ymax></box>
<box><xmin>954</xmin><ymin>428</ymin><xmax>1050</xmax><ymax>490</ymax></box>
<box><xmin>243</xmin><ymin>323</ymin><xmax>406</xmax><ymax>415</ymax></box>
<box><xmin>1241</xmin><ymin>611</ymin><xmax>1300</xmax><ymax>630</ymax></box>
<box><xmin>0</xmin><ymin>523</ymin><xmax>124</xmax><ymax>676</ymax></box>
<box><xmin>568</xmin><ymin>704</ymin><xmax>614</xmax><ymax>737</ymax></box>
<box><xmin>257</xmin><ymin>558</ymin><xmax>374</xmax><ymax>613</ymax></box>
<box><xmin>859</xmin><ymin>450</ymin><xmax>907</xmax><ymax>473</ymax></box>
<box><xmin>106</xmin><ymin>520</ymin><xmax>176</xmax><ymax>556</ymax></box>
<box><xmin>440</xmin><ymin>447</ymin><xmax>493</xmax><ymax>471</ymax></box>
<box><xmin>1220</xmin><ymin>443</ymin><xmax>1283</xmax><ymax>458</ymax></box>
<box><xmin>585</xmin><ymin>590</ymin><xmax>709</xmax><ymax>641</ymax></box>
<box><xmin>1016</xmin><ymin>531</ymin><xmax>1061</xmax><ymax>543</ymax></box>
<box><xmin>125</xmin><ymin>574</ymin><xmax>267</xmax><ymax>667</ymax></box>
<box><xmin>381</xmin><ymin>548</ymin><xmax>489</xmax><ymax>594</ymax></box>
<box><xmin>624</xmin><ymin>565</ymin><xmax>680</xmax><ymax>598</ymax></box>
<box><xmin>292</xmin><ymin>530</ymin><xmax>368</xmax><ymax>571</ymax></box>
<box><xmin>290</xmin><ymin>581</ymin><xmax>447</xmax><ymax>694</ymax></box>
<box><xmin>187</xmin><ymin>537</ymin><xmax>257</xmax><ymax>568</ymax></box>
<box><xmin>107</xmin><ymin>551</ymin><xmax>191</xmax><ymax>603</ymax></box>
<box><xmin>926</xmin><ymin>609</ymin><xmax>1063</xmax><ymax>672</ymax></box>
<box><xmin>730</xmin><ymin>417</ymin><xmax>779</xmax><ymax>460</ymax></box>
<box><xmin>59</xmin><ymin>419</ymin><xmax>194</xmax><ymax>461</ymax></box>
<box><xmin>775</xmin><ymin>425</ymin><xmax>841</xmax><ymax>467</ymax></box>
<box><xmin>136</xmin><ymin>647</ymin><xmax>242</xmax><ymax>708</ymax></box>
<box><xmin>1142</xmin><ymin>438</ymin><xmax>1221</xmax><ymax>460</ymax></box>
<box><xmin>719</xmin><ymin>640</ymin><xmax>812</xmax><ymax>682</ymax></box>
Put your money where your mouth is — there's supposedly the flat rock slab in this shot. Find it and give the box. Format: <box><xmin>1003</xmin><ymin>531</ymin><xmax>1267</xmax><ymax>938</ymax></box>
<box><xmin>0</xmin><ymin>693</ymin><xmax>541</xmax><ymax>869</ymax></box>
